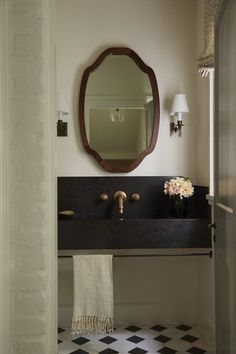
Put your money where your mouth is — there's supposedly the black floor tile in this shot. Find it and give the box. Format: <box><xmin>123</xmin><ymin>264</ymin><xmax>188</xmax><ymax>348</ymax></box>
<box><xmin>128</xmin><ymin>348</ymin><xmax>148</xmax><ymax>354</ymax></box>
<box><xmin>154</xmin><ymin>335</ymin><xmax>171</xmax><ymax>343</ymax></box>
<box><xmin>99</xmin><ymin>349</ymin><xmax>119</xmax><ymax>354</ymax></box>
<box><xmin>150</xmin><ymin>324</ymin><xmax>167</xmax><ymax>332</ymax></box>
<box><xmin>71</xmin><ymin>349</ymin><xmax>89</xmax><ymax>354</ymax></box>
<box><xmin>126</xmin><ymin>335</ymin><xmax>144</xmax><ymax>344</ymax></box>
<box><xmin>187</xmin><ymin>347</ymin><xmax>207</xmax><ymax>354</ymax></box>
<box><xmin>181</xmin><ymin>334</ymin><xmax>199</xmax><ymax>343</ymax></box>
<box><xmin>99</xmin><ymin>336</ymin><xmax>117</xmax><ymax>344</ymax></box>
<box><xmin>125</xmin><ymin>325</ymin><xmax>142</xmax><ymax>332</ymax></box>
<box><xmin>176</xmin><ymin>324</ymin><xmax>192</xmax><ymax>331</ymax></box>
<box><xmin>58</xmin><ymin>327</ymin><xmax>65</xmax><ymax>333</ymax></box>
<box><xmin>158</xmin><ymin>347</ymin><xmax>177</xmax><ymax>354</ymax></box>
<box><xmin>72</xmin><ymin>337</ymin><xmax>90</xmax><ymax>345</ymax></box>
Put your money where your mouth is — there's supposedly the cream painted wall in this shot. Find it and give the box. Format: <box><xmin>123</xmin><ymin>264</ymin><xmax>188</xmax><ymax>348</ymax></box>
<box><xmin>56</xmin><ymin>0</ymin><xmax>198</xmax><ymax>181</ymax></box>
<box><xmin>59</xmin><ymin>255</ymin><xmax>199</xmax><ymax>328</ymax></box>
<box><xmin>56</xmin><ymin>0</ymin><xmax>214</xmax><ymax>342</ymax></box>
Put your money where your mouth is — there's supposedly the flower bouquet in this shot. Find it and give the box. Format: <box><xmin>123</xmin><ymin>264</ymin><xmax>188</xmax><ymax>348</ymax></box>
<box><xmin>164</xmin><ymin>177</ymin><xmax>194</xmax><ymax>218</ymax></box>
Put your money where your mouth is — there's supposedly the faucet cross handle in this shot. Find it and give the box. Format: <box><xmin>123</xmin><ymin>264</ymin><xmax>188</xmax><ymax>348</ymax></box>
<box><xmin>114</xmin><ymin>191</ymin><xmax>127</xmax><ymax>214</ymax></box>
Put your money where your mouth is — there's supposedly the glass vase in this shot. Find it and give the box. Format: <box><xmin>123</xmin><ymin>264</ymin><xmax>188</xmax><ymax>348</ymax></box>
<box><xmin>172</xmin><ymin>197</ymin><xmax>187</xmax><ymax>218</ymax></box>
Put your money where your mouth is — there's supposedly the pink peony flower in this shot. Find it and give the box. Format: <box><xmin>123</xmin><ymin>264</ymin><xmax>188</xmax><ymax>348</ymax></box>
<box><xmin>164</xmin><ymin>177</ymin><xmax>194</xmax><ymax>199</ymax></box>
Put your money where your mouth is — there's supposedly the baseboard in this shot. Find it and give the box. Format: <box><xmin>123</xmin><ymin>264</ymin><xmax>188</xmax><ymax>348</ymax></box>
<box><xmin>58</xmin><ymin>301</ymin><xmax>196</xmax><ymax>328</ymax></box>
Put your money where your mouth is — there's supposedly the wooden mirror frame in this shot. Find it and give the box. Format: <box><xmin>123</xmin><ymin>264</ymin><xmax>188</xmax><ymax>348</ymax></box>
<box><xmin>79</xmin><ymin>47</ymin><xmax>160</xmax><ymax>173</ymax></box>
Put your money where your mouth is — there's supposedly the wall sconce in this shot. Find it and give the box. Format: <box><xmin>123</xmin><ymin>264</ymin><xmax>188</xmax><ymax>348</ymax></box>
<box><xmin>57</xmin><ymin>93</ymin><xmax>70</xmax><ymax>136</ymax></box>
<box><xmin>170</xmin><ymin>94</ymin><xmax>189</xmax><ymax>136</ymax></box>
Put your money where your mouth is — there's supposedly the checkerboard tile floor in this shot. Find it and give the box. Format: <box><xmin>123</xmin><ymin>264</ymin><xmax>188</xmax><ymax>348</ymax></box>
<box><xmin>58</xmin><ymin>324</ymin><xmax>210</xmax><ymax>354</ymax></box>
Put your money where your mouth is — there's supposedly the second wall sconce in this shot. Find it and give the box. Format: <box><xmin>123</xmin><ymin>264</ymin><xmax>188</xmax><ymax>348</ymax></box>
<box><xmin>170</xmin><ymin>94</ymin><xmax>189</xmax><ymax>136</ymax></box>
<box><xmin>57</xmin><ymin>93</ymin><xmax>70</xmax><ymax>136</ymax></box>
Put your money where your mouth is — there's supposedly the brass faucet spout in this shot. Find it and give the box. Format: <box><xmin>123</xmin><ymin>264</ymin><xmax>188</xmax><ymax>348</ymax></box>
<box><xmin>114</xmin><ymin>191</ymin><xmax>127</xmax><ymax>214</ymax></box>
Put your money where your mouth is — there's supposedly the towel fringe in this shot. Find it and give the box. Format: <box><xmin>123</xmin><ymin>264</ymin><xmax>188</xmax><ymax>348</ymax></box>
<box><xmin>72</xmin><ymin>315</ymin><xmax>114</xmax><ymax>335</ymax></box>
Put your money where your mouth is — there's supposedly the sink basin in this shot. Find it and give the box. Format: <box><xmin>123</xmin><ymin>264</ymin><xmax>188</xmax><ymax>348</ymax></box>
<box><xmin>58</xmin><ymin>218</ymin><xmax>211</xmax><ymax>250</ymax></box>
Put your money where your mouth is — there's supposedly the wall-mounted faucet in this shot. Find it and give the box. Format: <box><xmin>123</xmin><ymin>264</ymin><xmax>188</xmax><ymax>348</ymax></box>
<box><xmin>114</xmin><ymin>191</ymin><xmax>127</xmax><ymax>214</ymax></box>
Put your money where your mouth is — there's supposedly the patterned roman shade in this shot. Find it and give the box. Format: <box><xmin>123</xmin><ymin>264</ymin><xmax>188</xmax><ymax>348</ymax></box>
<box><xmin>198</xmin><ymin>0</ymin><xmax>220</xmax><ymax>76</ymax></box>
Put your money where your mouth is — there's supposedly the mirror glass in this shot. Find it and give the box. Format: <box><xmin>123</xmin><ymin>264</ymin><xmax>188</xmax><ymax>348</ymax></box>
<box><xmin>79</xmin><ymin>48</ymin><xmax>160</xmax><ymax>172</ymax></box>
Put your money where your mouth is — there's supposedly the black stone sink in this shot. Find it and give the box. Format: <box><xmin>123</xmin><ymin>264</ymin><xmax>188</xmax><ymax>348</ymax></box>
<box><xmin>58</xmin><ymin>177</ymin><xmax>211</xmax><ymax>251</ymax></box>
<box><xmin>58</xmin><ymin>218</ymin><xmax>211</xmax><ymax>250</ymax></box>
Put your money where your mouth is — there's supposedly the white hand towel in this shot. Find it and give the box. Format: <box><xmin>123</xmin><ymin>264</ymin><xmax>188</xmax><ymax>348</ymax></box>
<box><xmin>72</xmin><ymin>255</ymin><xmax>114</xmax><ymax>335</ymax></box>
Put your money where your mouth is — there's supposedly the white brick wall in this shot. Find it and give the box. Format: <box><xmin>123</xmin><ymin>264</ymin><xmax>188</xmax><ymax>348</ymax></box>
<box><xmin>7</xmin><ymin>0</ymin><xmax>56</xmax><ymax>352</ymax></box>
<box><xmin>12</xmin><ymin>271</ymin><xmax>47</xmax><ymax>292</ymax></box>
<box><xmin>12</xmin><ymin>338</ymin><xmax>46</xmax><ymax>354</ymax></box>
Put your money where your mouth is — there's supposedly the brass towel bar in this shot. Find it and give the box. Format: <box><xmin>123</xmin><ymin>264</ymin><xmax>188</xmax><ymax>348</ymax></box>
<box><xmin>58</xmin><ymin>251</ymin><xmax>212</xmax><ymax>258</ymax></box>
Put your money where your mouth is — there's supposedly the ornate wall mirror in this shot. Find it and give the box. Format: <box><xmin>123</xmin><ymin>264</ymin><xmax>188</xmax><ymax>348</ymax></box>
<box><xmin>79</xmin><ymin>47</ymin><xmax>160</xmax><ymax>172</ymax></box>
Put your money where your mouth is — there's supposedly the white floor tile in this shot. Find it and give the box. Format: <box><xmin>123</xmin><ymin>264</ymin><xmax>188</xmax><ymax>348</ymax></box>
<box><xmin>81</xmin><ymin>339</ymin><xmax>108</xmax><ymax>352</ymax></box>
<box><xmin>167</xmin><ymin>338</ymin><xmax>194</xmax><ymax>351</ymax></box>
<box><xmin>58</xmin><ymin>341</ymin><xmax>80</xmax><ymax>354</ymax></box>
<box><xmin>109</xmin><ymin>339</ymin><xmax>135</xmax><ymax>352</ymax></box>
<box><xmin>137</xmin><ymin>338</ymin><xmax>164</xmax><ymax>352</ymax></box>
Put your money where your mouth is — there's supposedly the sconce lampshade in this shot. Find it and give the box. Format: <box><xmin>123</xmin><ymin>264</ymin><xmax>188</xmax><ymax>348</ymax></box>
<box><xmin>170</xmin><ymin>94</ymin><xmax>189</xmax><ymax>119</ymax></box>
<box><xmin>57</xmin><ymin>93</ymin><xmax>70</xmax><ymax>119</ymax></box>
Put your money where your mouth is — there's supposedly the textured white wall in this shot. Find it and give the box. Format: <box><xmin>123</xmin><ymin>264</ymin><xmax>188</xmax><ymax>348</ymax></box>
<box><xmin>56</xmin><ymin>0</ymin><xmax>199</xmax><ymax>181</ymax></box>
<box><xmin>0</xmin><ymin>1</ymin><xmax>10</xmax><ymax>352</ymax></box>
<box><xmin>7</xmin><ymin>0</ymin><xmax>56</xmax><ymax>353</ymax></box>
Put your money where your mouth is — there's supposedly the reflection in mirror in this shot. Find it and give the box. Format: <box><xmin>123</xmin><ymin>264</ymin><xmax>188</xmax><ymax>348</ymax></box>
<box><xmin>89</xmin><ymin>106</ymin><xmax>153</xmax><ymax>168</ymax></box>
<box><xmin>79</xmin><ymin>47</ymin><xmax>159</xmax><ymax>172</ymax></box>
